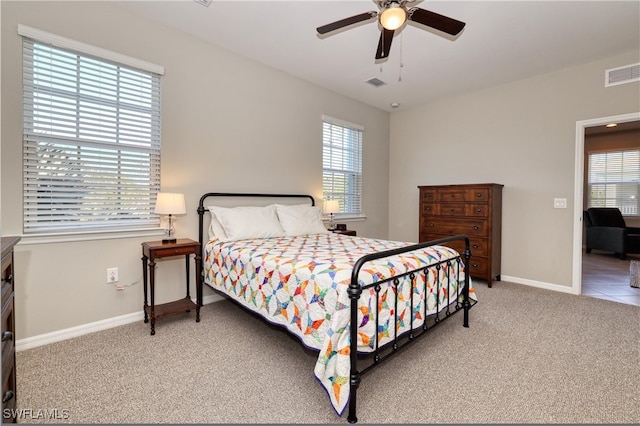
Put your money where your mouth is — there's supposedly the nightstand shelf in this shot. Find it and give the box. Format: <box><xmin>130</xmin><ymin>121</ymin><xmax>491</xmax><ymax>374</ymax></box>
<box><xmin>141</xmin><ymin>238</ymin><xmax>201</xmax><ymax>335</ymax></box>
<box><xmin>144</xmin><ymin>296</ymin><xmax>195</xmax><ymax>320</ymax></box>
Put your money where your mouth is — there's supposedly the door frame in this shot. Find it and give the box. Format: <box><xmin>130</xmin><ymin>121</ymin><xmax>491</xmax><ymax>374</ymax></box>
<box><xmin>572</xmin><ymin>111</ymin><xmax>640</xmax><ymax>295</ymax></box>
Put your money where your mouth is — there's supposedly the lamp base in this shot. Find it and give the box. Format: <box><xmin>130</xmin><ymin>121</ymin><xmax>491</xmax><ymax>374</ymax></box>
<box><xmin>161</xmin><ymin>238</ymin><xmax>177</xmax><ymax>244</ymax></box>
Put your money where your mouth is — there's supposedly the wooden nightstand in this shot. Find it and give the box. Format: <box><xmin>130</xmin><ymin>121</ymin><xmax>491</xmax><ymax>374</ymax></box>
<box><xmin>141</xmin><ymin>238</ymin><xmax>201</xmax><ymax>335</ymax></box>
<box><xmin>332</xmin><ymin>229</ymin><xmax>356</xmax><ymax>236</ymax></box>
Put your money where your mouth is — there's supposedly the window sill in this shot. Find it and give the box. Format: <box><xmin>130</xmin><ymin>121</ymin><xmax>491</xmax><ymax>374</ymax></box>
<box><xmin>323</xmin><ymin>214</ymin><xmax>367</xmax><ymax>223</ymax></box>
<box><xmin>19</xmin><ymin>228</ymin><xmax>165</xmax><ymax>245</ymax></box>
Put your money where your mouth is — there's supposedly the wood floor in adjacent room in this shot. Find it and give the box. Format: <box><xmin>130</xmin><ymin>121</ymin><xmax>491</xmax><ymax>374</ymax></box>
<box><xmin>582</xmin><ymin>250</ymin><xmax>640</xmax><ymax>306</ymax></box>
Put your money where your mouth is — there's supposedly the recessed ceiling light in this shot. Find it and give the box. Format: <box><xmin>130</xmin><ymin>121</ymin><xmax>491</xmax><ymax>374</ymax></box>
<box><xmin>606</xmin><ymin>123</ymin><xmax>618</xmax><ymax>128</ymax></box>
<box><xmin>391</xmin><ymin>102</ymin><xmax>400</xmax><ymax>108</ymax></box>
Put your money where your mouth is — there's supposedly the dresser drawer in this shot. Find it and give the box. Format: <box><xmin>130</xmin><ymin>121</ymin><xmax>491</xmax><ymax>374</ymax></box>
<box><xmin>421</xmin><ymin>203</ymin><xmax>437</xmax><ymax>216</ymax></box>
<box><xmin>466</xmin><ymin>204</ymin><xmax>489</xmax><ymax>217</ymax></box>
<box><xmin>465</xmin><ymin>188</ymin><xmax>489</xmax><ymax>202</ymax></box>
<box><xmin>437</xmin><ymin>188</ymin><xmax>490</xmax><ymax>203</ymax></box>
<box><xmin>1</xmin><ymin>292</ymin><xmax>15</xmax><ymax>399</ymax></box>
<box><xmin>1</xmin><ymin>258</ymin><xmax>13</xmax><ymax>310</ymax></box>
<box><xmin>419</xmin><ymin>234</ymin><xmax>488</xmax><ymax>257</ymax></box>
<box><xmin>420</xmin><ymin>218</ymin><xmax>488</xmax><ymax>237</ymax></box>
<box><xmin>420</xmin><ymin>190</ymin><xmax>436</xmax><ymax>202</ymax></box>
<box><xmin>467</xmin><ymin>256</ymin><xmax>489</xmax><ymax>278</ymax></box>
<box><xmin>438</xmin><ymin>190</ymin><xmax>466</xmax><ymax>202</ymax></box>
<box><xmin>436</xmin><ymin>204</ymin><xmax>466</xmax><ymax>216</ymax></box>
<box><xmin>1</xmin><ymin>282</ymin><xmax>12</xmax><ymax>312</ymax></box>
<box><xmin>421</xmin><ymin>203</ymin><xmax>467</xmax><ymax>217</ymax></box>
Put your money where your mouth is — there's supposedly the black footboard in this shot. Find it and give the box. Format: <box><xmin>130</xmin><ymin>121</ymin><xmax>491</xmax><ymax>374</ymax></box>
<box><xmin>346</xmin><ymin>235</ymin><xmax>473</xmax><ymax>423</ymax></box>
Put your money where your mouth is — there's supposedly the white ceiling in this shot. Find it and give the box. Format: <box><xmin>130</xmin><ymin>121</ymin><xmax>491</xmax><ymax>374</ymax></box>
<box><xmin>119</xmin><ymin>0</ymin><xmax>640</xmax><ymax>112</ymax></box>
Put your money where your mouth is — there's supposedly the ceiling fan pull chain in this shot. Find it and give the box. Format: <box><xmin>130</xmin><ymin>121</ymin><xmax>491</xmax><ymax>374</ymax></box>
<box><xmin>398</xmin><ymin>32</ymin><xmax>404</xmax><ymax>82</ymax></box>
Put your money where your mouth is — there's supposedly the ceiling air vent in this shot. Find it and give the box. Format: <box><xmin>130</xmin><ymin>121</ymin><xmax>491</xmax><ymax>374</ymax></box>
<box><xmin>365</xmin><ymin>77</ymin><xmax>386</xmax><ymax>87</ymax></box>
<box><xmin>605</xmin><ymin>63</ymin><xmax>640</xmax><ymax>87</ymax></box>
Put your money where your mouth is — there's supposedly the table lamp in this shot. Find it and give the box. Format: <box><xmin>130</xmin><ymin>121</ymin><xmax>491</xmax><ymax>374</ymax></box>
<box><xmin>324</xmin><ymin>200</ymin><xmax>340</xmax><ymax>231</ymax></box>
<box><xmin>154</xmin><ymin>192</ymin><xmax>186</xmax><ymax>243</ymax></box>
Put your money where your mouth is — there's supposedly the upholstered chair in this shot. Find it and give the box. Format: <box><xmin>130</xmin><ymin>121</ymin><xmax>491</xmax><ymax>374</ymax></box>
<box><xmin>584</xmin><ymin>208</ymin><xmax>640</xmax><ymax>260</ymax></box>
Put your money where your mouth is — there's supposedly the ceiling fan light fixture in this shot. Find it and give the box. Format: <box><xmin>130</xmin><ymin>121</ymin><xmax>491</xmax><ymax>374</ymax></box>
<box><xmin>380</xmin><ymin>3</ymin><xmax>407</xmax><ymax>30</ymax></box>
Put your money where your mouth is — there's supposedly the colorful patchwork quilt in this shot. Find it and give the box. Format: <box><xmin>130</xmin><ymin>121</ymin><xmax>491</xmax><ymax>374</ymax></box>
<box><xmin>203</xmin><ymin>233</ymin><xmax>475</xmax><ymax>416</ymax></box>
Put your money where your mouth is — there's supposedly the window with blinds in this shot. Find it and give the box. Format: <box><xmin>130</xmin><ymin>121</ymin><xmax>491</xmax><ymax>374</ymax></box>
<box><xmin>22</xmin><ymin>36</ymin><xmax>162</xmax><ymax>234</ymax></box>
<box><xmin>322</xmin><ymin>116</ymin><xmax>363</xmax><ymax>216</ymax></box>
<box><xmin>588</xmin><ymin>149</ymin><xmax>640</xmax><ymax>216</ymax></box>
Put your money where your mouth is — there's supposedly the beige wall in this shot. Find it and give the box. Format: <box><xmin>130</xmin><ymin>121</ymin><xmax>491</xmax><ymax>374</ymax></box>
<box><xmin>1</xmin><ymin>1</ymin><xmax>390</xmax><ymax>339</ymax></box>
<box><xmin>2</xmin><ymin>0</ymin><xmax>639</xmax><ymax>342</ymax></box>
<box><xmin>388</xmin><ymin>50</ymin><xmax>640</xmax><ymax>288</ymax></box>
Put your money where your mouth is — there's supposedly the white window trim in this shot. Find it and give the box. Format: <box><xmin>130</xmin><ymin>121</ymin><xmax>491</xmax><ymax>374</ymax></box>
<box><xmin>19</xmin><ymin>228</ymin><xmax>165</xmax><ymax>246</ymax></box>
<box><xmin>18</xmin><ymin>25</ymin><xmax>164</xmax><ymax>75</ymax></box>
<box><xmin>322</xmin><ymin>115</ymin><xmax>364</xmax><ymax>219</ymax></box>
<box><xmin>21</xmin><ymin>26</ymin><xmax>164</xmax><ymax>237</ymax></box>
<box><xmin>321</xmin><ymin>115</ymin><xmax>364</xmax><ymax>132</ymax></box>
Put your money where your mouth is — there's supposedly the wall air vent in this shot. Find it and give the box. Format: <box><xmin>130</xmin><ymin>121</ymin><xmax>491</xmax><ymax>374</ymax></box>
<box><xmin>605</xmin><ymin>63</ymin><xmax>640</xmax><ymax>87</ymax></box>
<box><xmin>365</xmin><ymin>77</ymin><xmax>386</xmax><ymax>87</ymax></box>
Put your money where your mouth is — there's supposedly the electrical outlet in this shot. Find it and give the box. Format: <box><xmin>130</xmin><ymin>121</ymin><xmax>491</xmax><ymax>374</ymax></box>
<box><xmin>107</xmin><ymin>267</ymin><xmax>119</xmax><ymax>283</ymax></box>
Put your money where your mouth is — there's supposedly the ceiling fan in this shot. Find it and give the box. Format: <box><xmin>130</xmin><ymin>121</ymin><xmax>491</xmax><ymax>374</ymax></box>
<box><xmin>316</xmin><ymin>0</ymin><xmax>466</xmax><ymax>60</ymax></box>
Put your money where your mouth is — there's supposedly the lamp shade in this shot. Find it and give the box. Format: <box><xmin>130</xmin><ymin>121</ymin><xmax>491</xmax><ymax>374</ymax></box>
<box><xmin>380</xmin><ymin>3</ymin><xmax>407</xmax><ymax>30</ymax></box>
<box><xmin>154</xmin><ymin>193</ymin><xmax>186</xmax><ymax>215</ymax></box>
<box><xmin>325</xmin><ymin>200</ymin><xmax>340</xmax><ymax>214</ymax></box>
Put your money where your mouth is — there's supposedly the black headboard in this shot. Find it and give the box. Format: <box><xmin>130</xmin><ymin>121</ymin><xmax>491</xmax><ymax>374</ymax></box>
<box><xmin>197</xmin><ymin>192</ymin><xmax>315</xmax><ymax>250</ymax></box>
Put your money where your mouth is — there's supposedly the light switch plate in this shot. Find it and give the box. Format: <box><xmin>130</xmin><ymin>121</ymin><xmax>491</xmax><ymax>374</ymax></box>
<box><xmin>554</xmin><ymin>198</ymin><xmax>567</xmax><ymax>209</ymax></box>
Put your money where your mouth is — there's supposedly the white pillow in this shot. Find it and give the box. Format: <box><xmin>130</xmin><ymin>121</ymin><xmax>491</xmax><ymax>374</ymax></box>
<box><xmin>275</xmin><ymin>204</ymin><xmax>330</xmax><ymax>236</ymax></box>
<box><xmin>208</xmin><ymin>205</ymin><xmax>285</xmax><ymax>242</ymax></box>
<box><xmin>206</xmin><ymin>207</ymin><xmax>229</xmax><ymax>241</ymax></box>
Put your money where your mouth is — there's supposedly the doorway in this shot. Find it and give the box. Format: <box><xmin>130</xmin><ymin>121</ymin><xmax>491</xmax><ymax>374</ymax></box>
<box><xmin>572</xmin><ymin>112</ymin><xmax>640</xmax><ymax>302</ymax></box>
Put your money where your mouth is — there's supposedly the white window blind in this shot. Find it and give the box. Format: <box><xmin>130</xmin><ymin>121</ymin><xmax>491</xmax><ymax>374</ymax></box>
<box><xmin>322</xmin><ymin>116</ymin><xmax>363</xmax><ymax>215</ymax></box>
<box><xmin>588</xmin><ymin>149</ymin><xmax>640</xmax><ymax>216</ymax></box>
<box><xmin>22</xmin><ymin>36</ymin><xmax>162</xmax><ymax>234</ymax></box>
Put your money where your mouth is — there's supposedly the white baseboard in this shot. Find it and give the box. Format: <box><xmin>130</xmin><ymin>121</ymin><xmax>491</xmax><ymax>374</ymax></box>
<box><xmin>17</xmin><ymin>278</ymin><xmax>575</xmax><ymax>352</ymax></box>
<box><xmin>500</xmin><ymin>275</ymin><xmax>578</xmax><ymax>295</ymax></box>
<box><xmin>16</xmin><ymin>294</ymin><xmax>223</xmax><ymax>352</ymax></box>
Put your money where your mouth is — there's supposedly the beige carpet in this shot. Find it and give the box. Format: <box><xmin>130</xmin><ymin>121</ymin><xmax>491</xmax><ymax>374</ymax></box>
<box><xmin>15</xmin><ymin>281</ymin><xmax>640</xmax><ymax>424</ymax></box>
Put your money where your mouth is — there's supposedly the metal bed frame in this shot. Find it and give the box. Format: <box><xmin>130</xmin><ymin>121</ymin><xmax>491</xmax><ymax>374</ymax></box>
<box><xmin>197</xmin><ymin>192</ymin><xmax>474</xmax><ymax>423</ymax></box>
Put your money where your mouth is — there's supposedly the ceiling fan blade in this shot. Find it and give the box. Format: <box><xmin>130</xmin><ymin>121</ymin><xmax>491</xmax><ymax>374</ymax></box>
<box><xmin>316</xmin><ymin>11</ymin><xmax>377</xmax><ymax>35</ymax></box>
<box><xmin>409</xmin><ymin>8</ymin><xmax>466</xmax><ymax>35</ymax></box>
<box><xmin>375</xmin><ymin>29</ymin><xmax>394</xmax><ymax>60</ymax></box>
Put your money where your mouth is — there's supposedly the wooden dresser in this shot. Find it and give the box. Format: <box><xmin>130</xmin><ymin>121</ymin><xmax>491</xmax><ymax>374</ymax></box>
<box><xmin>418</xmin><ymin>184</ymin><xmax>503</xmax><ymax>287</ymax></box>
<box><xmin>2</xmin><ymin>236</ymin><xmax>20</xmax><ymax>422</ymax></box>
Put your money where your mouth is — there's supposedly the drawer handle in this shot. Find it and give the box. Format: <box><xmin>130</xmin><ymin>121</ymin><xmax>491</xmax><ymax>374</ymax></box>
<box><xmin>2</xmin><ymin>274</ymin><xmax>12</xmax><ymax>283</ymax></box>
<box><xmin>2</xmin><ymin>390</ymin><xmax>14</xmax><ymax>403</ymax></box>
<box><xmin>449</xmin><ymin>208</ymin><xmax>455</xmax><ymax>212</ymax></box>
<box><xmin>473</xmin><ymin>226</ymin><xmax>479</xmax><ymax>230</ymax></box>
<box><xmin>472</xmin><ymin>263</ymin><xmax>479</xmax><ymax>268</ymax></box>
<box><xmin>476</xmin><ymin>193</ymin><xmax>482</xmax><ymax>198</ymax></box>
<box><xmin>2</xmin><ymin>331</ymin><xmax>13</xmax><ymax>342</ymax></box>
<box><xmin>472</xmin><ymin>244</ymin><xmax>479</xmax><ymax>249</ymax></box>
<box><xmin>429</xmin><ymin>223</ymin><xmax>434</xmax><ymax>227</ymax></box>
<box><xmin>476</xmin><ymin>209</ymin><xmax>482</xmax><ymax>213</ymax></box>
